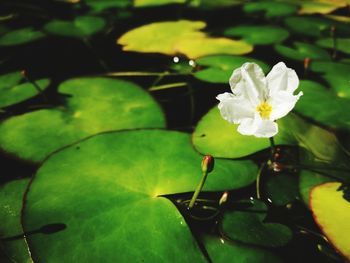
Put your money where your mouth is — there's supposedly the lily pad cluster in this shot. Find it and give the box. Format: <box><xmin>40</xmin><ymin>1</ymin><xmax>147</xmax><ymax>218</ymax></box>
<box><xmin>1</xmin><ymin>0</ymin><xmax>350</xmax><ymax>262</ymax></box>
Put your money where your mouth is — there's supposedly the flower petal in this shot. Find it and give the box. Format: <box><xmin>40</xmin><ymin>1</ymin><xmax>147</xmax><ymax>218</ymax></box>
<box><xmin>237</xmin><ymin>113</ymin><xmax>262</xmax><ymax>136</ymax></box>
<box><xmin>229</xmin><ymin>62</ymin><xmax>267</xmax><ymax>106</ymax></box>
<box><xmin>266</xmin><ymin>62</ymin><xmax>299</xmax><ymax>96</ymax></box>
<box><xmin>254</xmin><ymin>120</ymin><xmax>278</xmax><ymax>138</ymax></box>
<box><xmin>216</xmin><ymin>92</ymin><xmax>255</xmax><ymax>124</ymax></box>
<box><xmin>268</xmin><ymin>90</ymin><xmax>303</xmax><ymax>120</ymax></box>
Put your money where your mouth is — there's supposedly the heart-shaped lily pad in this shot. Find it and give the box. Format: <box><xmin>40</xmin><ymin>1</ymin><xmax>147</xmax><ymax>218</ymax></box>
<box><xmin>44</xmin><ymin>16</ymin><xmax>105</xmax><ymax>38</ymax></box>
<box><xmin>310</xmin><ymin>61</ymin><xmax>350</xmax><ymax>98</ymax></box>
<box><xmin>192</xmin><ymin>107</ymin><xmax>335</xmax><ymax>159</ymax></box>
<box><xmin>284</xmin><ymin>16</ymin><xmax>350</xmax><ymax>37</ymax></box>
<box><xmin>224</xmin><ymin>25</ymin><xmax>289</xmax><ymax>45</ymax></box>
<box><xmin>310</xmin><ymin>182</ymin><xmax>350</xmax><ymax>260</ymax></box>
<box><xmin>0</xmin><ymin>71</ymin><xmax>50</xmax><ymax>108</ymax></box>
<box><xmin>316</xmin><ymin>38</ymin><xmax>350</xmax><ymax>55</ymax></box>
<box><xmin>243</xmin><ymin>1</ymin><xmax>297</xmax><ymax>18</ymax></box>
<box><xmin>0</xmin><ymin>77</ymin><xmax>165</xmax><ymax>163</ymax></box>
<box><xmin>117</xmin><ymin>20</ymin><xmax>253</xmax><ymax>59</ymax></box>
<box><xmin>274</xmin><ymin>42</ymin><xmax>331</xmax><ymax>61</ymax></box>
<box><xmin>189</xmin><ymin>0</ymin><xmax>244</xmax><ymax>9</ymax></box>
<box><xmin>193</xmin><ymin>55</ymin><xmax>270</xmax><ymax>84</ymax></box>
<box><xmin>0</xmin><ymin>178</ymin><xmax>31</xmax><ymax>263</ymax></box>
<box><xmin>23</xmin><ymin>130</ymin><xmax>258</xmax><ymax>262</ymax></box>
<box><xmin>0</xmin><ymin>27</ymin><xmax>45</xmax><ymax>46</ymax></box>
<box><xmin>294</xmin><ymin>80</ymin><xmax>350</xmax><ymax>130</ymax></box>
<box><xmin>202</xmin><ymin>235</ymin><xmax>282</xmax><ymax>263</ymax></box>
<box><xmin>221</xmin><ymin>200</ymin><xmax>292</xmax><ymax>247</ymax></box>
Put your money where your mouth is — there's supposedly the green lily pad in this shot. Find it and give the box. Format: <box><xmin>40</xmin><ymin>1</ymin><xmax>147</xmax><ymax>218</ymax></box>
<box><xmin>221</xmin><ymin>200</ymin><xmax>292</xmax><ymax>247</ymax></box>
<box><xmin>189</xmin><ymin>0</ymin><xmax>244</xmax><ymax>9</ymax></box>
<box><xmin>0</xmin><ymin>71</ymin><xmax>50</xmax><ymax>108</ymax></box>
<box><xmin>298</xmin><ymin>0</ymin><xmax>347</xmax><ymax>15</ymax></box>
<box><xmin>0</xmin><ymin>27</ymin><xmax>45</xmax><ymax>46</ymax></box>
<box><xmin>0</xmin><ymin>178</ymin><xmax>32</xmax><ymax>263</ymax></box>
<box><xmin>44</xmin><ymin>16</ymin><xmax>106</xmax><ymax>38</ymax></box>
<box><xmin>316</xmin><ymin>38</ymin><xmax>350</xmax><ymax>55</ymax></box>
<box><xmin>295</xmin><ymin>80</ymin><xmax>350</xmax><ymax>129</ymax></box>
<box><xmin>134</xmin><ymin>0</ymin><xmax>186</xmax><ymax>7</ymax></box>
<box><xmin>265</xmin><ymin>172</ymin><xmax>300</xmax><ymax>206</ymax></box>
<box><xmin>284</xmin><ymin>16</ymin><xmax>350</xmax><ymax>37</ymax></box>
<box><xmin>23</xmin><ymin>130</ymin><xmax>258</xmax><ymax>262</ymax></box>
<box><xmin>203</xmin><ymin>235</ymin><xmax>282</xmax><ymax>263</ymax></box>
<box><xmin>310</xmin><ymin>182</ymin><xmax>350</xmax><ymax>260</ymax></box>
<box><xmin>274</xmin><ymin>42</ymin><xmax>331</xmax><ymax>61</ymax></box>
<box><xmin>243</xmin><ymin>1</ymin><xmax>297</xmax><ymax>18</ymax></box>
<box><xmin>0</xmin><ymin>77</ymin><xmax>165</xmax><ymax>163</ymax></box>
<box><xmin>193</xmin><ymin>55</ymin><xmax>270</xmax><ymax>84</ymax></box>
<box><xmin>299</xmin><ymin>170</ymin><xmax>333</xmax><ymax>205</ymax></box>
<box><xmin>224</xmin><ymin>25</ymin><xmax>289</xmax><ymax>45</ymax></box>
<box><xmin>84</xmin><ymin>0</ymin><xmax>130</xmax><ymax>12</ymax></box>
<box><xmin>192</xmin><ymin>107</ymin><xmax>340</xmax><ymax>159</ymax></box>
<box><xmin>117</xmin><ymin>20</ymin><xmax>253</xmax><ymax>59</ymax></box>
<box><xmin>310</xmin><ymin>61</ymin><xmax>350</xmax><ymax>98</ymax></box>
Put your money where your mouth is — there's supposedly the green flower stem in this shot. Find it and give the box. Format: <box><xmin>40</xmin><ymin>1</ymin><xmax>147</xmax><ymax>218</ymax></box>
<box><xmin>269</xmin><ymin>136</ymin><xmax>275</xmax><ymax>159</ymax></box>
<box><xmin>255</xmin><ymin>162</ymin><xmax>266</xmax><ymax>200</ymax></box>
<box><xmin>189</xmin><ymin>170</ymin><xmax>209</xmax><ymax>209</ymax></box>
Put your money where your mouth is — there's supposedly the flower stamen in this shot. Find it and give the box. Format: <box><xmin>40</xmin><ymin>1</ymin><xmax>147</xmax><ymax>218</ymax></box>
<box><xmin>256</xmin><ymin>102</ymin><xmax>272</xmax><ymax>119</ymax></box>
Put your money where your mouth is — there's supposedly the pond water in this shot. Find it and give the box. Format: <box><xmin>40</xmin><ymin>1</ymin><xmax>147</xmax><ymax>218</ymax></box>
<box><xmin>1</xmin><ymin>1</ymin><xmax>350</xmax><ymax>262</ymax></box>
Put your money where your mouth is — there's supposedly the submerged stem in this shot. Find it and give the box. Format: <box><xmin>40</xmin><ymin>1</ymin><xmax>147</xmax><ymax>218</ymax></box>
<box><xmin>256</xmin><ymin>163</ymin><xmax>266</xmax><ymax>200</ymax></box>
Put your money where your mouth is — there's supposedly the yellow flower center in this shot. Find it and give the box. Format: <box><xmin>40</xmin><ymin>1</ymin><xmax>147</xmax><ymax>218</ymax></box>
<box><xmin>256</xmin><ymin>102</ymin><xmax>272</xmax><ymax>119</ymax></box>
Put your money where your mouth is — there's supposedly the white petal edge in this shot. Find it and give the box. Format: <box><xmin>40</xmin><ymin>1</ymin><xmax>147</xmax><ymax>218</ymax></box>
<box><xmin>254</xmin><ymin>120</ymin><xmax>278</xmax><ymax>138</ymax></box>
<box><xmin>216</xmin><ymin>92</ymin><xmax>255</xmax><ymax>124</ymax></box>
<box><xmin>266</xmin><ymin>62</ymin><xmax>299</xmax><ymax>96</ymax></box>
<box><xmin>229</xmin><ymin>62</ymin><xmax>267</xmax><ymax>106</ymax></box>
<box><xmin>268</xmin><ymin>91</ymin><xmax>303</xmax><ymax>120</ymax></box>
<box><xmin>237</xmin><ymin>113</ymin><xmax>261</xmax><ymax>136</ymax></box>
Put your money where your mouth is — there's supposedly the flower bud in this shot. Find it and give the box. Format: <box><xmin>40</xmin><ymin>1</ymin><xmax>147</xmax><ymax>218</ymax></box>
<box><xmin>304</xmin><ymin>57</ymin><xmax>311</xmax><ymax>70</ymax></box>
<box><xmin>201</xmin><ymin>155</ymin><xmax>214</xmax><ymax>173</ymax></box>
<box><xmin>219</xmin><ymin>191</ymin><xmax>229</xmax><ymax>206</ymax></box>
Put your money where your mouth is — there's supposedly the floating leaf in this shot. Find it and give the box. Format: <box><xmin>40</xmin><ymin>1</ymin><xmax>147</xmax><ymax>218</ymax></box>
<box><xmin>84</xmin><ymin>0</ymin><xmax>130</xmax><ymax>12</ymax></box>
<box><xmin>117</xmin><ymin>20</ymin><xmax>253</xmax><ymax>59</ymax></box>
<box><xmin>316</xmin><ymin>38</ymin><xmax>350</xmax><ymax>55</ymax></box>
<box><xmin>193</xmin><ymin>55</ymin><xmax>270</xmax><ymax>84</ymax></box>
<box><xmin>0</xmin><ymin>178</ymin><xmax>32</xmax><ymax>263</ymax></box>
<box><xmin>298</xmin><ymin>1</ymin><xmax>344</xmax><ymax>14</ymax></box>
<box><xmin>299</xmin><ymin>170</ymin><xmax>333</xmax><ymax>204</ymax></box>
<box><xmin>224</xmin><ymin>25</ymin><xmax>289</xmax><ymax>45</ymax></box>
<box><xmin>189</xmin><ymin>0</ymin><xmax>244</xmax><ymax>9</ymax></box>
<box><xmin>0</xmin><ymin>27</ymin><xmax>45</xmax><ymax>46</ymax></box>
<box><xmin>44</xmin><ymin>16</ymin><xmax>106</xmax><ymax>38</ymax></box>
<box><xmin>22</xmin><ymin>130</ymin><xmax>258</xmax><ymax>262</ymax></box>
<box><xmin>310</xmin><ymin>61</ymin><xmax>350</xmax><ymax>98</ymax></box>
<box><xmin>243</xmin><ymin>1</ymin><xmax>297</xmax><ymax>18</ymax></box>
<box><xmin>310</xmin><ymin>182</ymin><xmax>350</xmax><ymax>260</ymax></box>
<box><xmin>134</xmin><ymin>0</ymin><xmax>186</xmax><ymax>7</ymax></box>
<box><xmin>193</xmin><ymin>107</ymin><xmax>340</xmax><ymax>159</ymax></box>
<box><xmin>295</xmin><ymin>80</ymin><xmax>350</xmax><ymax>130</ymax></box>
<box><xmin>203</xmin><ymin>235</ymin><xmax>282</xmax><ymax>263</ymax></box>
<box><xmin>284</xmin><ymin>16</ymin><xmax>350</xmax><ymax>37</ymax></box>
<box><xmin>221</xmin><ymin>200</ymin><xmax>292</xmax><ymax>247</ymax></box>
<box><xmin>0</xmin><ymin>77</ymin><xmax>165</xmax><ymax>163</ymax></box>
<box><xmin>0</xmin><ymin>71</ymin><xmax>50</xmax><ymax>108</ymax></box>
<box><xmin>274</xmin><ymin>42</ymin><xmax>330</xmax><ymax>61</ymax></box>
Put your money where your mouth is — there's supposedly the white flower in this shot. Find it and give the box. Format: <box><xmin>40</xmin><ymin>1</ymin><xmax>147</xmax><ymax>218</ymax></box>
<box><xmin>216</xmin><ymin>62</ymin><xmax>303</xmax><ymax>138</ymax></box>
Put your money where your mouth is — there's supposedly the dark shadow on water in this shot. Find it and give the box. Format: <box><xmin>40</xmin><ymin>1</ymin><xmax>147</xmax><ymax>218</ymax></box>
<box><xmin>0</xmin><ymin>223</ymin><xmax>67</xmax><ymax>242</ymax></box>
